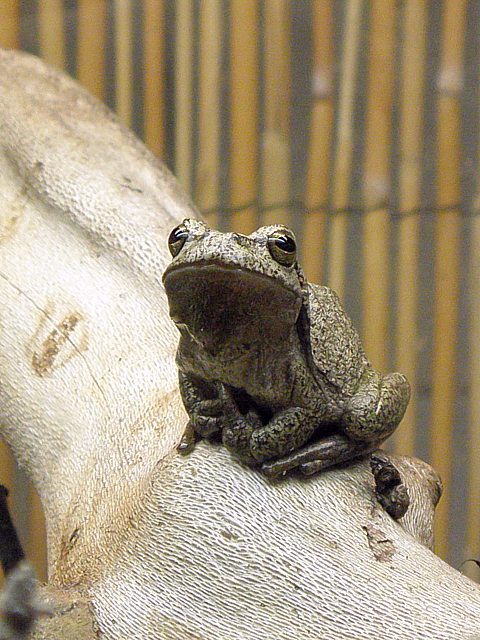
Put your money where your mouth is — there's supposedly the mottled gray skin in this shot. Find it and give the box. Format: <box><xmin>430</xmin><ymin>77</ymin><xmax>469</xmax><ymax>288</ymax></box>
<box><xmin>162</xmin><ymin>219</ymin><xmax>410</xmax><ymax>477</ymax></box>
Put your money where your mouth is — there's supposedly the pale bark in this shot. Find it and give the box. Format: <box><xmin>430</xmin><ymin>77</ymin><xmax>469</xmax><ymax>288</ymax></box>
<box><xmin>0</xmin><ymin>50</ymin><xmax>479</xmax><ymax>639</ymax></box>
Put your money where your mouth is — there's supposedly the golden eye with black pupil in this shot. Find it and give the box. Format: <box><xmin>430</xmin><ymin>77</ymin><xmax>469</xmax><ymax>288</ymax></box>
<box><xmin>267</xmin><ymin>231</ymin><xmax>297</xmax><ymax>267</ymax></box>
<box><xmin>168</xmin><ymin>224</ymin><xmax>189</xmax><ymax>257</ymax></box>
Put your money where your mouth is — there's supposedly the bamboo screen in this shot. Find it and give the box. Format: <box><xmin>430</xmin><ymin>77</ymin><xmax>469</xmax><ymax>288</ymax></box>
<box><xmin>0</xmin><ymin>0</ymin><xmax>479</xmax><ymax>583</ymax></box>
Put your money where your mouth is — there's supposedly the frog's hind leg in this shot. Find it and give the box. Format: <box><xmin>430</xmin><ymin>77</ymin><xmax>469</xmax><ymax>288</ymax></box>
<box><xmin>342</xmin><ymin>369</ymin><xmax>410</xmax><ymax>442</ymax></box>
<box><xmin>261</xmin><ymin>434</ymin><xmax>375</xmax><ymax>479</ymax></box>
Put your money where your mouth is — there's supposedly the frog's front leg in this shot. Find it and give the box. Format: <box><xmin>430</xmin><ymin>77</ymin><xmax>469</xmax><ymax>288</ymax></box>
<box><xmin>342</xmin><ymin>368</ymin><xmax>410</xmax><ymax>443</ymax></box>
<box><xmin>236</xmin><ymin>407</ymin><xmax>319</xmax><ymax>463</ymax></box>
<box><xmin>178</xmin><ymin>372</ymin><xmax>234</xmax><ymax>453</ymax></box>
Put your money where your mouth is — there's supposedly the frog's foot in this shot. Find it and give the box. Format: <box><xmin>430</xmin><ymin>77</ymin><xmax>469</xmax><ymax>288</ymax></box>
<box><xmin>370</xmin><ymin>451</ymin><xmax>410</xmax><ymax>520</ymax></box>
<box><xmin>261</xmin><ymin>434</ymin><xmax>375</xmax><ymax>479</ymax></box>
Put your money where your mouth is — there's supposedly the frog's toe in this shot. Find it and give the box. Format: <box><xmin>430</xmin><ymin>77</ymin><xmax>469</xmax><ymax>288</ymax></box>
<box><xmin>261</xmin><ymin>458</ymin><xmax>293</xmax><ymax>478</ymax></box>
<box><xmin>176</xmin><ymin>421</ymin><xmax>198</xmax><ymax>455</ymax></box>
<box><xmin>191</xmin><ymin>414</ymin><xmax>222</xmax><ymax>437</ymax></box>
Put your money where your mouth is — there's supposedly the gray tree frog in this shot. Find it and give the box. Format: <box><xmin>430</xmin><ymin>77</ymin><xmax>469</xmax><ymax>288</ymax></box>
<box><xmin>162</xmin><ymin>219</ymin><xmax>410</xmax><ymax>478</ymax></box>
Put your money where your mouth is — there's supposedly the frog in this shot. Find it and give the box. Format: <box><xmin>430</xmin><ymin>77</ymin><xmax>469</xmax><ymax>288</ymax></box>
<box><xmin>162</xmin><ymin>218</ymin><xmax>410</xmax><ymax>478</ymax></box>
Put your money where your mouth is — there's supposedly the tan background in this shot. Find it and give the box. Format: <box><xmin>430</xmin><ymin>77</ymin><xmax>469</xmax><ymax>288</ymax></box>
<box><xmin>0</xmin><ymin>0</ymin><xmax>479</xmax><ymax>583</ymax></box>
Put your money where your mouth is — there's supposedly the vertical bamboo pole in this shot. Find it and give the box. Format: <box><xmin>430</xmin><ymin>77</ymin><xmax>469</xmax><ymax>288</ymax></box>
<box><xmin>26</xmin><ymin>489</ymin><xmax>47</xmax><ymax>581</ymax></box>
<box><xmin>260</xmin><ymin>0</ymin><xmax>290</xmax><ymax>228</ymax></box>
<box><xmin>114</xmin><ymin>0</ymin><xmax>133</xmax><ymax>128</ymax></box>
<box><xmin>466</xmin><ymin>11</ymin><xmax>480</xmax><ymax>573</ymax></box>
<box><xmin>328</xmin><ymin>0</ymin><xmax>363</xmax><ymax>300</ymax></box>
<box><xmin>466</xmin><ymin>205</ymin><xmax>480</xmax><ymax>579</ymax></box>
<box><xmin>302</xmin><ymin>0</ymin><xmax>333</xmax><ymax>284</ymax></box>
<box><xmin>38</xmin><ymin>0</ymin><xmax>66</xmax><ymax>69</ymax></box>
<box><xmin>0</xmin><ymin>439</ymin><xmax>15</xmax><ymax>574</ymax></box>
<box><xmin>392</xmin><ymin>1</ymin><xmax>427</xmax><ymax>456</ymax></box>
<box><xmin>77</xmin><ymin>0</ymin><xmax>107</xmax><ymax>101</ymax></box>
<box><xmin>143</xmin><ymin>0</ymin><xmax>166</xmax><ymax>158</ymax></box>
<box><xmin>196</xmin><ymin>0</ymin><xmax>222</xmax><ymax>228</ymax></box>
<box><xmin>361</xmin><ymin>0</ymin><xmax>396</xmax><ymax>371</ymax></box>
<box><xmin>0</xmin><ymin>440</ymin><xmax>13</xmax><ymax>495</ymax></box>
<box><xmin>431</xmin><ymin>0</ymin><xmax>466</xmax><ymax>560</ymax></box>
<box><xmin>174</xmin><ymin>0</ymin><xmax>194</xmax><ymax>194</ymax></box>
<box><xmin>0</xmin><ymin>0</ymin><xmax>20</xmax><ymax>49</ymax></box>
<box><xmin>229</xmin><ymin>0</ymin><xmax>259</xmax><ymax>234</ymax></box>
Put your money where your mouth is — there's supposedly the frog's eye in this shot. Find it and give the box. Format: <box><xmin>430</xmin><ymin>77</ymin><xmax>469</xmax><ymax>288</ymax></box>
<box><xmin>267</xmin><ymin>231</ymin><xmax>297</xmax><ymax>267</ymax></box>
<box><xmin>168</xmin><ymin>224</ymin><xmax>189</xmax><ymax>257</ymax></box>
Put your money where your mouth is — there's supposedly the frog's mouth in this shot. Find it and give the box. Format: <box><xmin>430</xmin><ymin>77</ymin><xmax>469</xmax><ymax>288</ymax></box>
<box><xmin>163</xmin><ymin>263</ymin><xmax>302</xmax><ymax>357</ymax></box>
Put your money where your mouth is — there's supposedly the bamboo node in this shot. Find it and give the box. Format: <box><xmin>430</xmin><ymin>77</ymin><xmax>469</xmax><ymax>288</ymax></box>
<box><xmin>312</xmin><ymin>70</ymin><xmax>333</xmax><ymax>99</ymax></box>
<box><xmin>436</xmin><ymin>67</ymin><xmax>464</xmax><ymax>95</ymax></box>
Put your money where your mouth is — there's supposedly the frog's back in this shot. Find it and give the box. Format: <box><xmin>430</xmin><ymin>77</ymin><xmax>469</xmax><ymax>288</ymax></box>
<box><xmin>300</xmin><ymin>283</ymin><xmax>369</xmax><ymax>396</ymax></box>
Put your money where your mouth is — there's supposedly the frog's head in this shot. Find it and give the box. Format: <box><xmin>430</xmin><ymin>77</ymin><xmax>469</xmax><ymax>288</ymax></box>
<box><xmin>162</xmin><ymin>219</ymin><xmax>306</xmax><ymax>356</ymax></box>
